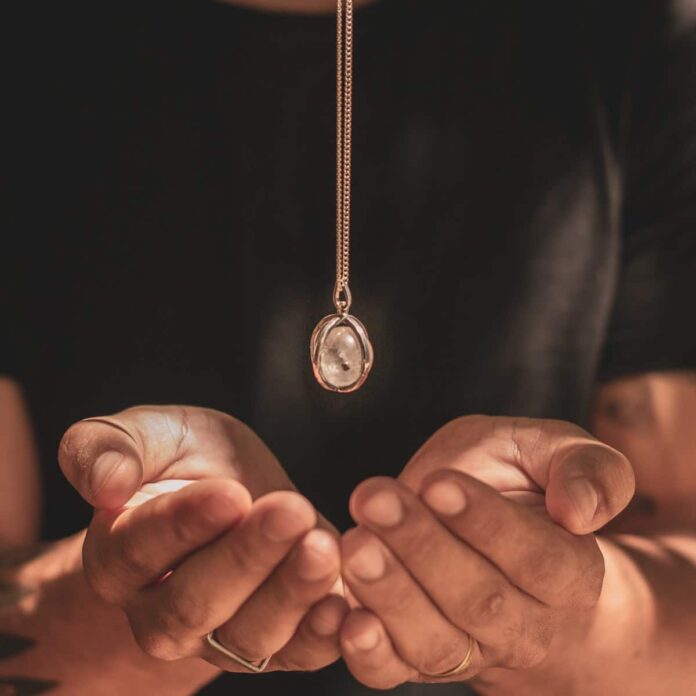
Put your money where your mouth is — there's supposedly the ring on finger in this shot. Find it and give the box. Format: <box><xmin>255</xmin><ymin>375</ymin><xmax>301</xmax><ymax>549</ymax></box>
<box><xmin>205</xmin><ymin>630</ymin><xmax>272</xmax><ymax>673</ymax></box>
<box><xmin>420</xmin><ymin>633</ymin><xmax>475</xmax><ymax>679</ymax></box>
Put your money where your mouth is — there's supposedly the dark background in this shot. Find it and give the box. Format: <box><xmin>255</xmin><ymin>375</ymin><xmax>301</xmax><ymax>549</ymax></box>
<box><xmin>3</xmin><ymin>0</ymin><xmax>695</xmax><ymax>693</ymax></box>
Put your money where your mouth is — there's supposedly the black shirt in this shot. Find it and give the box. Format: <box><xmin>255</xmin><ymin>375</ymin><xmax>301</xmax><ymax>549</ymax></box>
<box><xmin>3</xmin><ymin>0</ymin><xmax>696</xmax><ymax>693</ymax></box>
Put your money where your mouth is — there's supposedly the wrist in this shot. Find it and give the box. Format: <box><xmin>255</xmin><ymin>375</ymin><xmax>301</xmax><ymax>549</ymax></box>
<box><xmin>474</xmin><ymin>536</ymin><xmax>642</xmax><ymax>695</ymax></box>
<box><xmin>2</xmin><ymin>531</ymin><xmax>222</xmax><ymax>695</ymax></box>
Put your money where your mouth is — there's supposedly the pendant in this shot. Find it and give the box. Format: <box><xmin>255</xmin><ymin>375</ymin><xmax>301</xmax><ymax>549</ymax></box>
<box><xmin>310</xmin><ymin>284</ymin><xmax>374</xmax><ymax>393</ymax></box>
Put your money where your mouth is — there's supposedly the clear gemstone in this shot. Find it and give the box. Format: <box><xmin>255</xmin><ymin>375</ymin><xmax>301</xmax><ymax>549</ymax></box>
<box><xmin>318</xmin><ymin>325</ymin><xmax>364</xmax><ymax>389</ymax></box>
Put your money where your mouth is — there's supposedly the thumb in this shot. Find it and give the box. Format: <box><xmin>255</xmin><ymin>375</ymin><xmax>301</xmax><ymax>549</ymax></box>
<box><xmin>58</xmin><ymin>406</ymin><xmax>206</xmax><ymax>510</ymax></box>
<box><xmin>545</xmin><ymin>441</ymin><xmax>635</xmax><ymax>535</ymax></box>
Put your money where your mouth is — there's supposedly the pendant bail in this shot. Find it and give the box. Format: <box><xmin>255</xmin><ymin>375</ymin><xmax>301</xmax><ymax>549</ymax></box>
<box><xmin>333</xmin><ymin>280</ymin><xmax>352</xmax><ymax>316</ymax></box>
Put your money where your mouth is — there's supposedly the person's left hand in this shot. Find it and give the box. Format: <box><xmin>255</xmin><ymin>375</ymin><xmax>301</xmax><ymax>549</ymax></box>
<box><xmin>338</xmin><ymin>415</ymin><xmax>636</xmax><ymax>689</ymax></box>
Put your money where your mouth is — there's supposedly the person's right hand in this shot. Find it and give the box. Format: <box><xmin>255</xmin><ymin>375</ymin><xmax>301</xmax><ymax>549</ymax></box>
<box><xmin>58</xmin><ymin>406</ymin><xmax>347</xmax><ymax>673</ymax></box>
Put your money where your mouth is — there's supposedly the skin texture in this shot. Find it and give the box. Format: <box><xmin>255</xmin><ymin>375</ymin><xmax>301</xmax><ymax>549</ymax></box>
<box><xmin>336</xmin><ymin>375</ymin><xmax>696</xmax><ymax>693</ymax></box>
<box><xmin>59</xmin><ymin>407</ymin><xmax>347</xmax><ymax>674</ymax></box>
<box><xmin>1</xmin><ymin>372</ymin><xmax>695</xmax><ymax>694</ymax></box>
<box><xmin>1</xmin><ymin>406</ymin><xmax>348</xmax><ymax>694</ymax></box>
<box><xmin>338</xmin><ymin>416</ymin><xmax>632</xmax><ymax>688</ymax></box>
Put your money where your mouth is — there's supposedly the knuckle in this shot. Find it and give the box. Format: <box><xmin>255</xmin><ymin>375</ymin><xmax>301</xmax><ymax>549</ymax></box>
<box><xmin>507</xmin><ymin>638</ymin><xmax>549</xmax><ymax>670</ymax></box>
<box><xmin>164</xmin><ymin>407</ymin><xmax>192</xmax><ymax>459</ymax></box>
<box><xmin>118</xmin><ymin>530</ymin><xmax>153</xmax><ymax>581</ymax></box>
<box><xmin>505</xmin><ymin>418</ymin><xmax>568</xmax><ymax>472</ymax></box>
<box><xmin>131</xmin><ymin>623</ymin><xmax>184</xmax><ymax>662</ymax></box>
<box><xmin>499</xmin><ymin>617</ymin><xmax>525</xmax><ymax>644</ymax></box>
<box><xmin>467</xmin><ymin>585</ymin><xmax>509</xmax><ymax>627</ymax></box>
<box><xmin>160</xmin><ymin>588</ymin><xmax>212</xmax><ymax>635</ymax></box>
<box><xmin>495</xmin><ymin>606</ymin><xmax>553</xmax><ymax>669</ymax></box>
<box><xmin>170</xmin><ymin>503</ymin><xmax>210</xmax><ymax>547</ymax></box>
<box><xmin>509</xmin><ymin>619</ymin><xmax>553</xmax><ymax>669</ymax></box>
<box><xmin>507</xmin><ymin>417</ymin><xmax>530</xmax><ymax>468</ymax></box>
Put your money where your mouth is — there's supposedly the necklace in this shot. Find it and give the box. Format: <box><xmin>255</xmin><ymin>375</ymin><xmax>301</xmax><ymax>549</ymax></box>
<box><xmin>310</xmin><ymin>0</ymin><xmax>374</xmax><ymax>393</ymax></box>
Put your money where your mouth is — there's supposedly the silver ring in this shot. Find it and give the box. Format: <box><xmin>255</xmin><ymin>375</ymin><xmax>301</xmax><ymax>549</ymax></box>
<box><xmin>205</xmin><ymin>630</ymin><xmax>272</xmax><ymax>673</ymax></box>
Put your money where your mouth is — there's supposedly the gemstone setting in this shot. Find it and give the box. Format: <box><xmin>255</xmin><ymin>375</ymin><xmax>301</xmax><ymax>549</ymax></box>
<box><xmin>310</xmin><ymin>313</ymin><xmax>374</xmax><ymax>392</ymax></box>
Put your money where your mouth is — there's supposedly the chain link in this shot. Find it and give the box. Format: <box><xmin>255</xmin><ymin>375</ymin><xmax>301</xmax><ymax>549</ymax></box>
<box><xmin>335</xmin><ymin>0</ymin><xmax>353</xmax><ymax>312</ymax></box>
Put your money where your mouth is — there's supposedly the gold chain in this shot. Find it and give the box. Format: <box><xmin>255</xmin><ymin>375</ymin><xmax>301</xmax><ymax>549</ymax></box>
<box><xmin>335</xmin><ymin>0</ymin><xmax>353</xmax><ymax>314</ymax></box>
<box><xmin>311</xmin><ymin>2</ymin><xmax>373</xmax><ymax>393</ymax></box>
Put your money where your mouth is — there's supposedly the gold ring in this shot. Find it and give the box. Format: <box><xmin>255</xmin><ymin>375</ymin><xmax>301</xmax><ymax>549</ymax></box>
<box><xmin>420</xmin><ymin>634</ymin><xmax>475</xmax><ymax>679</ymax></box>
<box><xmin>205</xmin><ymin>630</ymin><xmax>271</xmax><ymax>673</ymax></box>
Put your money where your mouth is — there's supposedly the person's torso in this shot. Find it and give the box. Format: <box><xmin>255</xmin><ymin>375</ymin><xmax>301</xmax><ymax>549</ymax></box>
<box><xmin>4</xmin><ymin>1</ymin><xmax>637</xmax><ymax>692</ymax></box>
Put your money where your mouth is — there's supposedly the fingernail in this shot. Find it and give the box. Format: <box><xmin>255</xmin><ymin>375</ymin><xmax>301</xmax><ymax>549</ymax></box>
<box><xmin>261</xmin><ymin>506</ymin><xmax>312</xmax><ymax>543</ymax></box>
<box><xmin>565</xmin><ymin>477</ymin><xmax>599</xmax><ymax>525</ymax></box>
<box><xmin>297</xmin><ymin>530</ymin><xmax>337</xmax><ymax>582</ymax></box>
<box><xmin>348</xmin><ymin>627</ymin><xmax>379</xmax><ymax>651</ymax></box>
<box><xmin>90</xmin><ymin>450</ymin><xmax>125</xmax><ymax>497</ymax></box>
<box><xmin>423</xmin><ymin>480</ymin><xmax>467</xmax><ymax>516</ymax></box>
<box><xmin>347</xmin><ymin>540</ymin><xmax>386</xmax><ymax>582</ymax></box>
<box><xmin>361</xmin><ymin>490</ymin><xmax>403</xmax><ymax>527</ymax></box>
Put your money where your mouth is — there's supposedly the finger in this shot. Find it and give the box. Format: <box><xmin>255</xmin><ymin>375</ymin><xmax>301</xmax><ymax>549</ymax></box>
<box><xmin>491</xmin><ymin>418</ymin><xmax>635</xmax><ymax>534</ymax></box>
<box><xmin>420</xmin><ymin>469</ymin><xmax>604</xmax><ymax>608</ymax></box>
<box><xmin>349</xmin><ymin>478</ymin><xmax>545</xmax><ymax>653</ymax></box>
<box><xmin>127</xmin><ymin>490</ymin><xmax>316</xmax><ymax>659</ymax></box>
<box><xmin>272</xmin><ymin>594</ymin><xmax>349</xmax><ymax>672</ymax></box>
<box><xmin>212</xmin><ymin>529</ymin><xmax>341</xmax><ymax>665</ymax></box>
<box><xmin>340</xmin><ymin>609</ymin><xmax>417</xmax><ymax>690</ymax></box>
<box><xmin>545</xmin><ymin>440</ymin><xmax>635</xmax><ymax>535</ymax></box>
<box><xmin>58</xmin><ymin>406</ymin><xmax>240</xmax><ymax>509</ymax></box>
<box><xmin>84</xmin><ymin>478</ymin><xmax>252</xmax><ymax>604</ymax></box>
<box><xmin>401</xmin><ymin>416</ymin><xmax>635</xmax><ymax>535</ymax></box>
<box><xmin>341</xmin><ymin>527</ymin><xmax>477</xmax><ymax>675</ymax></box>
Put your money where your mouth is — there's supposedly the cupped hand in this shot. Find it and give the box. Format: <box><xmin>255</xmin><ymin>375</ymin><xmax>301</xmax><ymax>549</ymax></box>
<box><xmin>59</xmin><ymin>406</ymin><xmax>348</xmax><ymax>673</ymax></box>
<box><xmin>338</xmin><ymin>415</ymin><xmax>635</xmax><ymax>689</ymax></box>
<box><xmin>59</xmin><ymin>405</ymin><xmax>299</xmax><ymax>509</ymax></box>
